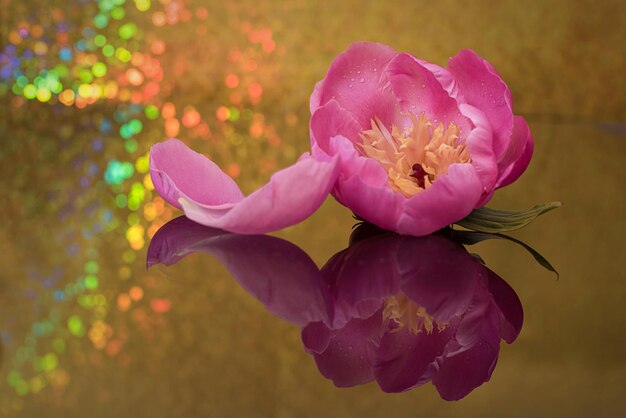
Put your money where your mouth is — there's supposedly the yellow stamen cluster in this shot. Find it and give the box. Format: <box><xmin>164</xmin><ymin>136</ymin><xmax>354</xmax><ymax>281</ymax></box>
<box><xmin>383</xmin><ymin>293</ymin><xmax>444</xmax><ymax>335</ymax></box>
<box><xmin>358</xmin><ymin>113</ymin><xmax>471</xmax><ymax>197</ymax></box>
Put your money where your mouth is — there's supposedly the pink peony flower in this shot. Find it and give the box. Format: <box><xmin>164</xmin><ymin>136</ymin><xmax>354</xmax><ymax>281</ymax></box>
<box><xmin>149</xmin><ymin>43</ymin><xmax>534</xmax><ymax>236</ymax></box>
<box><xmin>310</xmin><ymin>42</ymin><xmax>533</xmax><ymax>236</ymax></box>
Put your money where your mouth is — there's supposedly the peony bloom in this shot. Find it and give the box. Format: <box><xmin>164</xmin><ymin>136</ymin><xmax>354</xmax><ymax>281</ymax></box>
<box><xmin>310</xmin><ymin>42</ymin><xmax>533</xmax><ymax>236</ymax></box>
<box><xmin>148</xmin><ymin>217</ymin><xmax>523</xmax><ymax>400</ymax></box>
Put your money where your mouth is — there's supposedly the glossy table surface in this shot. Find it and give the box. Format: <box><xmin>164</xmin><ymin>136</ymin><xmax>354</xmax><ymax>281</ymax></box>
<box><xmin>1</xmin><ymin>0</ymin><xmax>625</xmax><ymax>417</ymax></box>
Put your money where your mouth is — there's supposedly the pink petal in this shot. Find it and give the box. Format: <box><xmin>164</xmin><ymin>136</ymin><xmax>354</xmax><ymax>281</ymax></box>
<box><xmin>327</xmin><ymin>136</ymin><xmax>406</xmax><ymax>232</ymax></box>
<box><xmin>397</xmin><ymin>163</ymin><xmax>484</xmax><ymax>236</ymax></box>
<box><xmin>150</xmin><ymin>139</ymin><xmax>339</xmax><ymax>234</ymax></box>
<box><xmin>447</xmin><ymin>49</ymin><xmax>514</xmax><ymax>162</ymax></box>
<box><xmin>150</xmin><ymin>138</ymin><xmax>244</xmax><ymax>209</ymax></box>
<box><xmin>310</xmin><ymin>99</ymin><xmax>362</xmax><ymax>153</ymax></box>
<box><xmin>315</xmin><ymin>42</ymin><xmax>400</xmax><ymax>129</ymax></box>
<box><xmin>459</xmin><ymin>103</ymin><xmax>498</xmax><ymax>204</ymax></box>
<box><xmin>495</xmin><ymin>116</ymin><xmax>534</xmax><ymax>188</ymax></box>
<box><xmin>387</xmin><ymin>53</ymin><xmax>471</xmax><ymax>134</ymax></box>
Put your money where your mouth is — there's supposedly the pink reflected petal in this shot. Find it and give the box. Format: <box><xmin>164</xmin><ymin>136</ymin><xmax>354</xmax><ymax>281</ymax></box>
<box><xmin>396</xmin><ymin>235</ymin><xmax>480</xmax><ymax>323</ymax></box>
<box><xmin>374</xmin><ymin>325</ymin><xmax>455</xmax><ymax>393</ymax></box>
<box><xmin>486</xmin><ymin>269</ymin><xmax>524</xmax><ymax>343</ymax></box>
<box><xmin>309</xmin><ymin>308</ymin><xmax>385</xmax><ymax>388</ymax></box>
<box><xmin>147</xmin><ymin>216</ymin><xmax>333</xmax><ymax>327</ymax></box>
<box><xmin>433</xmin><ymin>304</ymin><xmax>501</xmax><ymax>401</ymax></box>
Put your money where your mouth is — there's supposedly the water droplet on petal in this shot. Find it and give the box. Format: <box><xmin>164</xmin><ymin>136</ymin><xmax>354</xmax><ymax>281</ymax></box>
<box><xmin>359</xmin><ymin>78</ymin><xmax>365</xmax><ymax>83</ymax></box>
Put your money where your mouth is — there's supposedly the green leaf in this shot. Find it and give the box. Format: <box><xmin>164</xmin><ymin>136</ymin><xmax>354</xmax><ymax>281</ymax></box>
<box><xmin>455</xmin><ymin>201</ymin><xmax>562</xmax><ymax>233</ymax></box>
<box><xmin>446</xmin><ymin>229</ymin><xmax>559</xmax><ymax>278</ymax></box>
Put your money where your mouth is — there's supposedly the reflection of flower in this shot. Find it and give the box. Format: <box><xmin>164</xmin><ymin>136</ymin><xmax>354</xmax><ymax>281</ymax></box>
<box><xmin>302</xmin><ymin>231</ymin><xmax>522</xmax><ymax>400</ymax></box>
<box><xmin>310</xmin><ymin>42</ymin><xmax>533</xmax><ymax>236</ymax></box>
<box><xmin>148</xmin><ymin>218</ymin><xmax>523</xmax><ymax>401</ymax></box>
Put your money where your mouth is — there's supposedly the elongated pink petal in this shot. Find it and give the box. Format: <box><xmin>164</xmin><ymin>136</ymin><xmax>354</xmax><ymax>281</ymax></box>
<box><xmin>150</xmin><ymin>139</ymin><xmax>339</xmax><ymax>234</ymax></box>
<box><xmin>448</xmin><ymin>49</ymin><xmax>514</xmax><ymax>162</ymax></box>
<box><xmin>397</xmin><ymin>163</ymin><xmax>483</xmax><ymax>236</ymax></box>
<box><xmin>150</xmin><ymin>139</ymin><xmax>244</xmax><ymax>209</ymax></box>
<box><xmin>387</xmin><ymin>53</ymin><xmax>471</xmax><ymax>134</ymax></box>
<box><xmin>180</xmin><ymin>153</ymin><xmax>339</xmax><ymax>234</ymax></box>
<box><xmin>315</xmin><ymin>42</ymin><xmax>400</xmax><ymax>130</ymax></box>
<box><xmin>496</xmin><ymin>116</ymin><xmax>534</xmax><ymax>188</ymax></box>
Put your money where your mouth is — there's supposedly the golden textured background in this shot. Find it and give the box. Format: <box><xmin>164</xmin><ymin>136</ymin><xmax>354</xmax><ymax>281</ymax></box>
<box><xmin>0</xmin><ymin>0</ymin><xmax>625</xmax><ymax>417</ymax></box>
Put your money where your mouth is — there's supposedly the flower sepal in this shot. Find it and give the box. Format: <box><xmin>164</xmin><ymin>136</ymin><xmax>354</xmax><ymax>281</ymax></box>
<box><xmin>455</xmin><ymin>201</ymin><xmax>562</xmax><ymax>234</ymax></box>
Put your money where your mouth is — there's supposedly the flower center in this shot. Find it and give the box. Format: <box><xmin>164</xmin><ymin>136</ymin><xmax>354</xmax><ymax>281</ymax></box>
<box><xmin>358</xmin><ymin>113</ymin><xmax>471</xmax><ymax>197</ymax></box>
<box><xmin>383</xmin><ymin>293</ymin><xmax>444</xmax><ymax>335</ymax></box>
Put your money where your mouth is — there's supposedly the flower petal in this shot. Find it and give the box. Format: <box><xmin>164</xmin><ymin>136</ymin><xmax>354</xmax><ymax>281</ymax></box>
<box><xmin>315</xmin><ymin>42</ymin><xmax>400</xmax><ymax>129</ymax></box>
<box><xmin>397</xmin><ymin>163</ymin><xmax>483</xmax><ymax>236</ymax></box>
<box><xmin>150</xmin><ymin>138</ymin><xmax>244</xmax><ymax>209</ymax></box>
<box><xmin>459</xmin><ymin>103</ymin><xmax>498</xmax><ymax>204</ymax></box>
<box><xmin>328</xmin><ymin>136</ymin><xmax>406</xmax><ymax>232</ymax></box>
<box><xmin>496</xmin><ymin>116</ymin><xmax>534</xmax><ymax>188</ymax></box>
<box><xmin>150</xmin><ymin>139</ymin><xmax>340</xmax><ymax>234</ymax></box>
<box><xmin>387</xmin><ymin>53</ymin><xmax>471</xmax><ymax>134</ymax></box>
<box><xmin>310</xmin><ymin>99</ymin><xmax>362</xmax><ymax>153</ymax></box>
<box><xmin>447</xmin><ymin>49</ymin><xmax>514</xmax><ymax>162</ymax></box>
